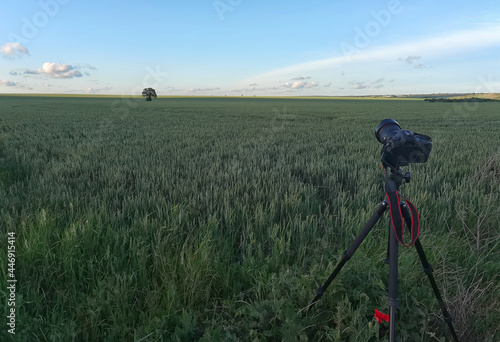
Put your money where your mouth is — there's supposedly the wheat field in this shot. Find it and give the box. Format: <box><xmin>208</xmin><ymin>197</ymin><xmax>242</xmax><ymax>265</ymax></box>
<box><xmin>0</xmin><ymin>96</ymin><xmax>499</xmax><ymax>341</ymax></box>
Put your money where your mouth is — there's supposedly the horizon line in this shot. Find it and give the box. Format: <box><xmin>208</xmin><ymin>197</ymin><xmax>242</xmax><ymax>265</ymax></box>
<box><xmin>1</xmin><ymin>92</ymin><xmax>496</xmax><ymax>99</ymax></box>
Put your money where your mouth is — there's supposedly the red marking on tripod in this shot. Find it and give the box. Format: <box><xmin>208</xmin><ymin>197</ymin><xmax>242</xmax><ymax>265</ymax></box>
<box><xmin>374</xmin><ymin>309</ymin><xmax>389</xmax><ymax>323</ymax></box>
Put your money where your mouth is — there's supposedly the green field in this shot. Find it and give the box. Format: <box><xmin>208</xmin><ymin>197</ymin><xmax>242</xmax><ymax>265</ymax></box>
<box><xmin>0</xmin><ymin>96</ymin><xmax>499</xmax><ymax>341</ymax></box>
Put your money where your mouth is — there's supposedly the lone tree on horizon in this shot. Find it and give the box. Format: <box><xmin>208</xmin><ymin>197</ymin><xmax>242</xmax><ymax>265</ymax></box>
<box><xmin>142</xmin><ymin>88</ymin><xmax>157</xmax><ymax>101</ymax></box>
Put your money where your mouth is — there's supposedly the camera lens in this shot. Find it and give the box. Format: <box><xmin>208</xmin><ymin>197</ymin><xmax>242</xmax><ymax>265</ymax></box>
<box><xmin>375</xmin><ymin>119</ymin><xmax>401</xmax><ymax>143</ymax></box>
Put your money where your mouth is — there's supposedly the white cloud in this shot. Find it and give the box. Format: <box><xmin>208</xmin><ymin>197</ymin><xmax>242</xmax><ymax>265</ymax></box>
<box><xmin>350</xmin><ymin>81</ymin><xmax>368</xmax><ymax>89</ymax></box>
<box><xmin>84</xmin><ymin>87</ymin><xmax>112</xmax><ymax>94</ymax></box>
<box><xmin>324</xmin><ymin>82</ymin><xmax>332</xmax><ymax>87</ymax></box>
<box><xmin>242</xmin><ymin>24</ymin><xmax>500</xmax><ymax>84</ymax></box>
<box><xmin>189</xmin><ymin>87</ymin><xmax>221</xmax><ymax>92</ymax></box>
<box><xmin>350</xmin><ymin>78</ymin><xmax>386</xmax><ymax>90</ymax></box>
<box><xmin>278</xmin><ymin>80</ymin><xmax>320</xmax><ymax>90</ymax></box>
<box><xmin>398</xmin><ymin>55</ymin><xmax>421</xmax><ymax>64</ymax></box>
<box><xmin>228</xmin><ymin>79</ymin><xmax>321</xmax><ymax>94</ymax></box>
<box><xmin>1</xmin><ymin>80</ymin><xmax>17</xmax><ymax>87</ymax></box>
<box><xmin>304</xmin><ymin>81</ymin><xmax>319</xmax><ymax>88</ymax></box>
<box><xmin>0</xmin><ymin>79</ymin><xmax>31</xmax><ymax>90</ymax></box>
<box><xmin>1</xmin><ymin>42</ymin><xmax>29</xmax><ymax>58</ymax></box>
<box><xmin>22</xmin><ymin>62</ymin><xmax>85</xmax><ymax>79</ymax></box>
<box><xmin>74</xmin><ymin>63</ymin><xmax>97</xmax><ymax>70</ymax></box>
<box><xmin>39</xmin><ymin>62</ymin><xmax>82</xmax><ymax>78</ymax></box>
<box><xmin>399</xmin><ymin>56</ymin><xmax>427</xmax><ymax>69</ymax></box>
<box><xmin>292</xmin><ymin>81</ymin><xmax>306</xmax><ymax>89</ymax></box>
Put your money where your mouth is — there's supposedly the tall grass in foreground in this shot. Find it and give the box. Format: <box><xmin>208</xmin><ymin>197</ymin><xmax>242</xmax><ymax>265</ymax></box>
<box><xmin>0</xmin><ymin>97</ymin><xmax>499</xmax><ymax>341</ymax></box>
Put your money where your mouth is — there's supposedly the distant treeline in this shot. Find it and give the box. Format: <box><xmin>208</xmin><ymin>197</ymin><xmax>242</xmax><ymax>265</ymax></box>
<box><xmin>424</xmin><ymin>97</ymin><xmax>499</xmax><ymax>102</ymax></box>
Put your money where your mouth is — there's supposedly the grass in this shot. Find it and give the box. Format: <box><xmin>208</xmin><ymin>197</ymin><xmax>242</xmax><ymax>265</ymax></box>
<box><xmin>0</xmin><ymin>96</ymin><xmax>499</xmax><ymax>341</ymax></box>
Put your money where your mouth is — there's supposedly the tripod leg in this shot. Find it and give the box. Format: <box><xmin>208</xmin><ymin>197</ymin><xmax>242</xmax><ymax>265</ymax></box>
<box><xmin>400</xmin><ymin>206</ymin><xmax>460</xmax><ymax>342</ymax></box>
<box><xmin>306</xmin><ymin>201</ymin><xmax>388</xmax><ymax>310</ymax></box>
<box><xmin>388</xmin><ymin>219</ymin><xmax>399</xmax><ymax>342</ymax></box>
<box><xmin>384</xmin><ymin>228</ymin><xmax>390</xmax><ymax>265</ymax></box>
<box><xmin>413</xmin><ymin>240</ymin><xmax>460</xmax><ymax>341</ymax></box>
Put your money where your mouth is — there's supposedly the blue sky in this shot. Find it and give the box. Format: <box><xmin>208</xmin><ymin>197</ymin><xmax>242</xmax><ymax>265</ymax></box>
<box><xmin>1</xmin><ymin>0</ymin><xmax>500</xmax><ymax>96</ymax></box>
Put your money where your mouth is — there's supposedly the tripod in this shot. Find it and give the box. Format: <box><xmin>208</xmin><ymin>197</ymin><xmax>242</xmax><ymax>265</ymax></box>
<box><xmin>307</xmin><ymin>167</ymin><xmax>460</xmax><ymax>342</ymax></box>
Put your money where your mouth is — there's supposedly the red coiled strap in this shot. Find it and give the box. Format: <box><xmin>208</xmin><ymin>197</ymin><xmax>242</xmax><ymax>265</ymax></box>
<box><xmin>385</xmin><ymin>191</ymin><xmax>420</xmax><ymax>247</ymax></box>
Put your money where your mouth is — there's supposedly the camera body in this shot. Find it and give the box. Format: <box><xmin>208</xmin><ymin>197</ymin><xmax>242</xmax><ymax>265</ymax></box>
<box><xmin>375</xmin><ymin>119</ymin><xmax>432</xmax><ymax>168</ymax></box>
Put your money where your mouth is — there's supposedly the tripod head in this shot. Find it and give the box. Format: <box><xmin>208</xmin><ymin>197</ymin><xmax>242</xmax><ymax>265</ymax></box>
<box><xmin>383</xmin><ymin>165</ymin><xmax>410</xmax><ymax>194</ymax></box>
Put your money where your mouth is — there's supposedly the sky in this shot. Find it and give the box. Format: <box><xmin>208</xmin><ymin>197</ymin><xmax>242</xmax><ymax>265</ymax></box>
<box><xmin>1</xmin><ymin>0</ymin><xmax>500</xmax><ymax>96</ymax></box>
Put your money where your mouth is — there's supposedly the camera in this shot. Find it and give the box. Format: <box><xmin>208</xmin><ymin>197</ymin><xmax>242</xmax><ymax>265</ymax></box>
<box><xmin>375</xmin><ymin>119</ymin><xmax>432</xmax><ymax>168</ymax></box>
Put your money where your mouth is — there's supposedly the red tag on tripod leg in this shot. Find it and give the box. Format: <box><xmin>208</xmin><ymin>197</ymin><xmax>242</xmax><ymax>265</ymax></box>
<box><xmin>374</xmin><ymin>309</ymin><xmax>389</xmax><ymax>323</ymax></box>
